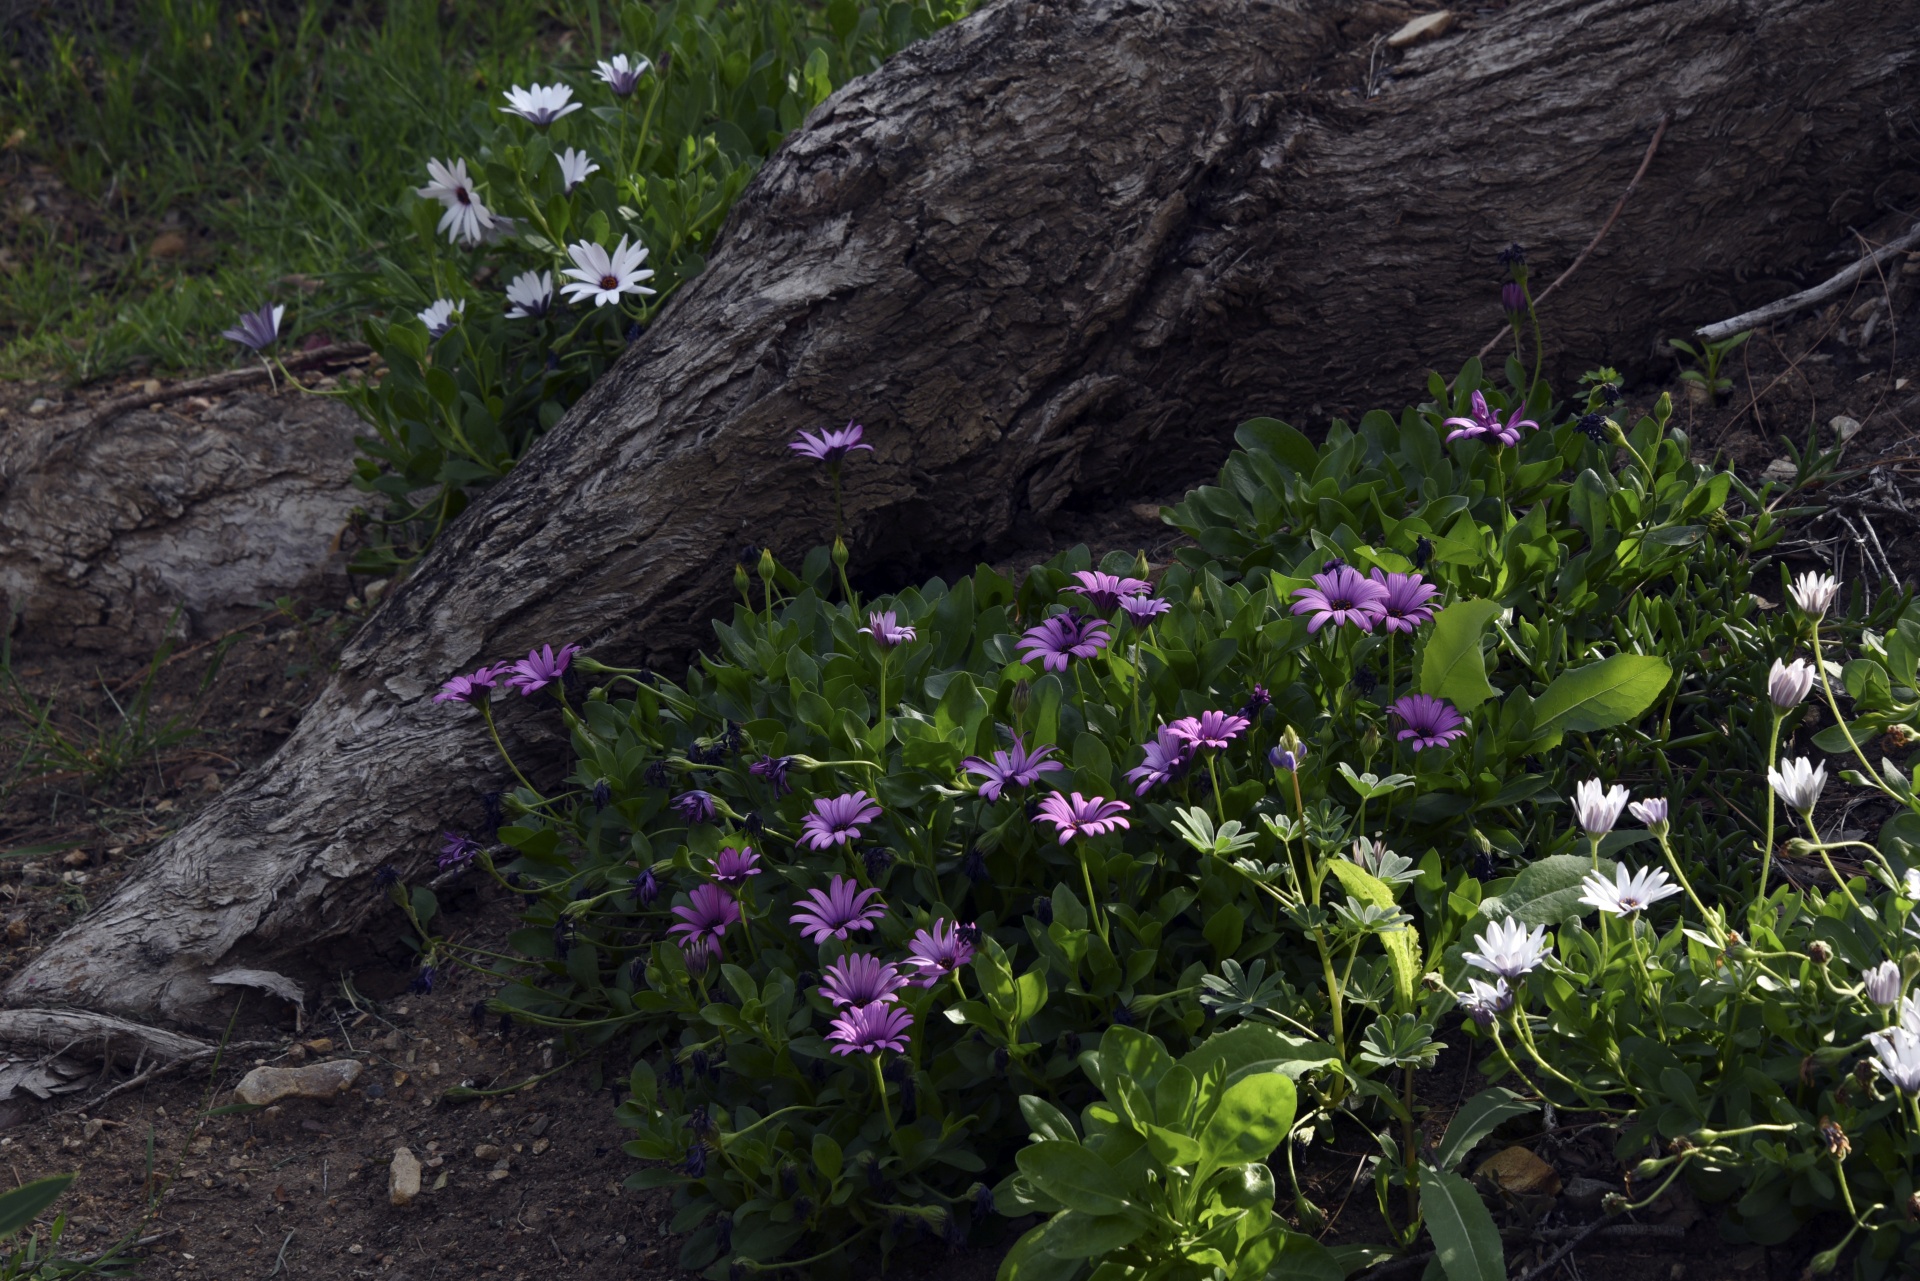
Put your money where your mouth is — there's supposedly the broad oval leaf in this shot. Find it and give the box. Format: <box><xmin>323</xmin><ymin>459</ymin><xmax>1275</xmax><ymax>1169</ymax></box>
<box><xmin>1419</xmin><ymin>600</ymin><xmax>1502</xmax><ymax>711</ymax></box>
<box><xmin>1484</xmin><ymin>853</ymin><xmax>1615</xmax><ymax>928</ymax></box>
<box><xmin>1529</xmin><ymin>654</ymin><xmax>1672</xmax><ymax>747</ymax></box>
<box><xmin>1014</xmin><ymin>1141</ymin><xmax>1133</xmax><ymax>1216</ymax></box>
<box><xmin>1196</xmin><ymin>1073</ymin><xmax>1296</xmax><ymax>1180</ymax></box>
<box><xmin>1034</xmin><ymin>1209</ymin><xmax>1147</xmax><ymax>1260</ymax></box>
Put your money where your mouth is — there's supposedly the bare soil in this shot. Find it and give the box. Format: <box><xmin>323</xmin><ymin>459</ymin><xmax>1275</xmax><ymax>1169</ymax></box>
<box><xmin>0</xmin><ymin>239</ymin><xmax>1915</xmax><ymax>1280</ymax></box>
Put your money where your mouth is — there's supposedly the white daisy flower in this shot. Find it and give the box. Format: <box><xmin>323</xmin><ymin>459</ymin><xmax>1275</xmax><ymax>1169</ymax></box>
<box><xmin>415</xmin><ymin>158</ymin><xmax>496</xmax><ymax>247</ymax></box>
<box><xmin>1768</xmin><ymin>658</ymin><xmax>1816</xmax><ymax>709</ymax></box>
<box><xmin>1462</xmin><ymin>917</ymin><xmax>1552</xmax><ymax>981</ymax></box>
<box><xmin>1866</xmin><ymin>1025</ymin><xmax>1920</xmax><ymax>1093</ymax></box>
<box><xmin>559</xmin><ymin>236</ymin><xmax>656</xmax><ymax>308</ymax></box>
<box><xmin>1768</xmin><ymin>756</ymin><xmax>1827</xmax><ymax>813</ymax></box>
<box><xmin>504</xmin><ymin>270</ymin><xmax>554</xmax><ymax>320</ymax></box>
<box><xmin>1789</xmin><ymin>571</ymin><xmax>1841</xmax><ymax>620</ymax></box>
<box><xmin>418</xmin><ymin>298</ymin><xmax>463</xmax><ymax>337</ymax></box>
<box><xmin>1862</xmin><ymin>960</ymin><xmax>1903</xmax><ymax>1009</ymax></box>
<box><xmin>1628</xmin><ymin>797</ymin><xmax>1668</xmax><ymax>830</ymax></box>
<box><xmin>500</xmin><ymin>83</ymin><xmax>581</xmax><ymax>126</ymax></box>
<box><xmin>555</xmin><ymin>148</ymin><xmax>600</xmax><ymax>193</ymax></box>
<box><xmin>1459</xmin><ymin>977</ymin><xmax>1512</xmax><ymax>1026</ymax></box>
<box><xmin>1572</xmin><ymin>778</ymin><xmax>1631</xmax><ymax>836</ymax></box>
<box><xmin>594</xmin><ymin>54</ymin><xmax>651</xmax><ymax>96</ymax></box>
<box><xmin>1578</xmin><ymin>864</ymin><xmax>1683</xmax><ymax>916</ymax></box>
<box><xmin>221</xmin><ymin>303</ymin><xmax>283</xmax><ymax>351</ymax></box>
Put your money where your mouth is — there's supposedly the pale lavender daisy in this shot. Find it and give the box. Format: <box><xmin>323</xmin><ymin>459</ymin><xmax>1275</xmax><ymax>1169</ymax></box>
<box><xmin>504</xmin><ymin>270</ymin><xmax>554</xmax><ymax>319</ymax></box>
<box><xmin>1118</xmin><ymin>594</ymin><xmax>1173</xmax><ymax>626</ymax></box>
<box><xmin>904</xmin><ymin>919</ymin><xmax>976</xmax><ymax>986</ymax></box>
<box><xmin>1444</xmin><ymin>390</ymin><xmax>1537</xmax><ymax>447</ymax></box>
<box><xmin>415</xmin><ymin>158</ymin><xmax>496</xmax><ymax>246</ymax></box>
<box><xmin>502</xmin><ymin>643</ymin><xmax>581</xmax><ymax>695</ymax></box>
<box><xmin>594</xmin><ymin>54</ymin><xmax>651</xmax><ymax>96</ymax></box>
<box><xmin>1167</xmin><ymin>710</ymin><xmax>1250</xmax><ymax>751</ymax></box>
<box><xmin>1126</xmin><ymin>726</ymin><xmax>1191</xmax><ymax>794</ymax></box>
<box><xmin>859</xmin><ymin>611</ymin><xmax>916</xmax><ymax>647</ymax></box>
<box><xmin>555</xmin><ymin>147</ymin><xmax>600</xmax><ymax>193</ymax></box>
<box><xmin>434</xmin><ymin>664</ymin><xmax>501</xmax><ymax>706</ymax></box>
<box><xmin>418</xmin><ymin>298</ymin><xmax>463</xmax><ymax>338</ymax></box>
<box><xmin>668</xmin><ymin>884</ymin><xmax>740</xmax><ymax>952</ymax></box>
<box><xmin>1369</xmin><ymin>569</ymin><xmax>1439</xmax><ymax>632</ymax></box>
<box><xmin>1061</xmin><ymin>571</ymin><xmax>1152</xmax><ymax>614</ymax></box>
<box><xmin>788</xmin><ymin>423</ymin><xmax>872</xmax><ymax>463</ymax></box>
<box><xmin>559</xmin><ymin>236</ymin><xmax>656</xmax><ymax>307</ymax></box>
<box><xmin>500</xmin><ymin>82</ymin><xmax>581</xmax><ymax>126</ymax></box>
<box><xmin>1387</xmin><ymin>695</ymin><xmax>1466</xmax><ymax>750</ymax></box>
<box><xmin>1462</xmin><ymin>917</ymin><xmax>1552</xmax><ymax>981</ymax></box>
<box><xmin>222</xmin><ymin>303</ymin><xmax>284</xmax><ymax>351</ymax></box>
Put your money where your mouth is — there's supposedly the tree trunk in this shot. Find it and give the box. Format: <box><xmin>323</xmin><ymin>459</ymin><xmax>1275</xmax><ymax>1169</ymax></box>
<box><xmin>7</xmin><ymin>0</ymin><xmax>1915</xmax><ymax>1029</ymax></box>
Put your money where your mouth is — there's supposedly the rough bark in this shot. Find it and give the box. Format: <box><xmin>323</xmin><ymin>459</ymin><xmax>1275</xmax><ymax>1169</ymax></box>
<box><xmin>7</xmin><ymin>0</ymin><xmax>1917</xmax><ymax>1026</ymax></box>
<box><xmin>0</xmin><ymin>390</ymin><xmax>365</xmax><ymax>653</ymax></box>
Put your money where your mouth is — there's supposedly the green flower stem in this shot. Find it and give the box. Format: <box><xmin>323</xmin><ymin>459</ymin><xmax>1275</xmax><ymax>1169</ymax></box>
<box><xmin>1758</xmin><ymin>708</ymin><xmax>1783</xmax><ymax>903</ymax></box>
<box><xmin>869</xmin><ymin>1054</ymin><xmax>893</xmax><ymax>1134</ymax></box>
<box><xmin>1074</xmin><ymin>841</ymin><xmax>1109</xmax><ymax>947</ymax></box>
<box><xmin>1508</xmin><ymin>1008</ymin><xmax>1618</xmax><ymax>1110</ymax></box>
<box><xmin>1811</xmin><ymin>628</ymin><xmax>1886</xmax><ymax>790</ymax></box>
<box><xmin>1653</xmin><ymin>829</ymin><xmax>1719</xmax><ymax>937</ymax></box>
<box><xmin>1206</xmin><ymin>752</ymin><xmax>1226</xmax><ymax>826</ymax></box>
<box><xmin>1486</xmin><ymin>1020</ymin><xmax>1547</xmax><ymax>1101</ymax></box>
<box><xmin>1315</xmin><ymin>928</ymin><xmax>1346</xmax><ymax>1059</ymax></box>
<box><xmin>479</xmin><ymin>701</ymin><xmax>539</xmax><ymax>796</ymax></box>
<box><xmin>1813</xmin><ymin>841</ymin><xmax>1866</xmax><ymax>915</ymax></box>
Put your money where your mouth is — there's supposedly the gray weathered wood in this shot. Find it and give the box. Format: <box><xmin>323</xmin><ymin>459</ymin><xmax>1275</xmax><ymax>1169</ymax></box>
<box><xmin>6</xmin><ymin>0</ymin><xmax>1915</xmax><ymax>1025</ymax></box>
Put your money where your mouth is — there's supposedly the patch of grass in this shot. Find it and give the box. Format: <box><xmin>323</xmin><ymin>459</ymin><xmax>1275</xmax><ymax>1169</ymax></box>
<box><xmin>0</xmin><ymin>0</ymin><xmax>574</xmax><ymax>381</ymax></box>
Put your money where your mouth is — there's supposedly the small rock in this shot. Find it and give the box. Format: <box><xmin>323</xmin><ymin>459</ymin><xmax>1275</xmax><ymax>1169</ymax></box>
<box><xmin>1760</xmin><ymin>457</ymin><xmax>1798</xmax><ymax>484</ymax></box>
<box><xmin>61</xmin><ymin>850</ymin><xmax>90</xmax><ymax>868</ymax></box>
<box><xmin>140</xmin><ymin>379</ymin><xmax>162</xmax><ymax>398</ymax></box>
<box><xmin>487</xmin><ymin>1167</ymin><xmax>510</xmax><ymax>1182</ymax></box>
<box><xmin>473</xmin><ymin>1143</ymin><xmax>502</xmax><ymax>1161</ymax></box>
<box><xmin>1476</xmin><ymin>1145</ymin><xmax>1561</xmax><ymax>1197</ymax></box>
<box><xmin>531</xmin><ymin>1138</ymin><xmax>550</xmax><ymax>1155</ymax></box>
<box><xmin>389</xmin><ymin>1147</ymin><xmax>422</xmax><ymax>1206</ymax></box>
<box><xmin>82</xmin><ymin>1118</ymin><xmax>105</xmax><ymax>1141</ymax></box>
<box><xmin>1387</xmin><ymin>9</ymin><xmax>1452</xmax><ymax>46</ymax></box>
<box><xmin>1562</xmin><ymin>1175</ymin><xmax>1614</xmax><ymax>1210</ymax></box>
<box><xmin>1829</xmin><ymin>414</ymin><xmax>1862</xmax><ymax>443</ymax></box>
<box><xmin>149</xmin><ymin>231</ymin><xmax>189</xmax><ymax>259</ymax></box>
<box><xmin>26</xmin><ymin>398</ymin><xmax>51</xmax><ymax>415</ymax></box>
<box><xmin>234</xmin><ymin>1058</ymin><xmax>364</xmax><ymax>1106</ymax></box>
<box><xmin>528</xmin><ymin>1115</ymin><xmax>551</xmax><ymax>1138</ymax></box>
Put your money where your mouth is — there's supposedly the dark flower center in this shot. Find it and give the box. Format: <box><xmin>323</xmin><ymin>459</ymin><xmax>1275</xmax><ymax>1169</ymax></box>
<box><xmin>599</xmin><ymin>274</ymin><xmax>618</xmax><ymax>289</ymax></box>
<box><xmin>455</xmin><ymin>186</ymin><xmax>470</xmax><ymax>205</ymax></box>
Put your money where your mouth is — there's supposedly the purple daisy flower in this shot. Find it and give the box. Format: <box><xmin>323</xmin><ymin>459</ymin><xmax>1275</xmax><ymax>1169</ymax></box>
<box><xmin>1016</xmin><ymin>614</ymin><xmax>1112</xmax><ymax>672</ymax></box>
<box><xmin>788</xmin><ymin>422</ymin><xmax>873</xmax><ymax>463</ymax></box>
<box><xmin>434</xmin><ymin>664</ymin><xmax>501</xmax><ymax>706</ymax></box>
<box><xmin>1291</xmin><ymin>567</ymin><xmax>1389</xmax><ymax>634</ymax></box>
<box><xmin>672</xmin><ymin>790</ymin><xmax>717</xmax><ymax>824</ymax></box>
<box><xmin>1118</xmin><ymin>594</ymin><xmax>1173</xmax><ymax>626</ymax></box>
<box><xmin>826</xmin><ymin>1001</ymin><xmax>913</xmax><ymax>1056</ymax></box>
<box><xmin>904</xmin><ymin>919</ymin><xmax>976</xmax><ymax>986</ymax></box>
<box><xmin>790</xmin><ymin>874</ymin><xmax>887</xmax><ymax>943</ymax></box>
<box><xmin>1034</xmin><ymin>792</ymin><xmax>1131</xmax><ymax>844</ymax></box>
<box><xmin>1241</xmin><ymin>685</ymin><xmax>1271</xmax><ymax>716</ymax></box>
<box><xmin>1126</xmin><ymin>727</ymin><xmax>1192</xmax><ymax>794</ymax></box>
<box><xmin>818</xmin><ymin>953</ymin><xmax>909</xmax><ymax>1008</ymax></box>
<box><xmin>1369</xmin><ymin>570</ymin><xmax>1439</xmax><ymax>633</ymax></box>
<box><xmin>709</xmin><ymin>846</ymin><xmax>760</xmax><ymax>886</ymax></box>
<box><xmin>503</xmin><ymin>643</ymin><xmax>581</xmax><ymax>695</ymax></box>
<box><xmin>959</xmin><ymin>732</ymin><xmax>1065</xmax><ymax>802</ymax></box>
<box><xmin>439</xmin><ymin>831</ymin><xmax>481</xmax><ymax>869</ymax></box>
<box><xmin>668</xmin><ymin>884</ymin><xmax>740</xmax><ymax>950</ymax></box>
<box><xmin>1443</xmin><ymin>390</ymin><xmax>1538</xmax><ymax>447</ymax></box>
<box><xmin>749</xmin><ymin>755</ymin><xmax>793</xmax><ymax>796</ymax></box>
<box><xmin>1167</xmin><ymin>710</ymin><xmax>1251</xmax><ymax>751</ymax></box>
<box><xmin>800</xmin><ymin>791</ymin><xmax>882</xmax><ymax>850</ymax></box>
<box><xmin>859</xmin><ymin>610</ymin><xmax>917</xmax><ymax>648</ymax></box>
<box><xmin>1061</xmin><ymin>571</ymin><xmax>1152</xmax><ymax>614</ymax></box>
<box><xmin>1387</xmin><ymin>694</ymin><xmax>1467</xmax><ymax>750</ymax></box>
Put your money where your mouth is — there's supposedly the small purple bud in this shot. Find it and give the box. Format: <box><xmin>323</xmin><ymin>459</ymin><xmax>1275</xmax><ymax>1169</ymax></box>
<box><xmin>1502</xmin><ymin>281</ymin><xmax>1526</xmax><ymax>316</ymax></box>
<box><xmin>684</xmin><ymin>1144</ymin><xmax>706</xmax><ymax>1177</ymax></box>
<box><xmin>634</xmin><ymin>869</ymin><xmax>659</xmax><ymax>907</ymax></box>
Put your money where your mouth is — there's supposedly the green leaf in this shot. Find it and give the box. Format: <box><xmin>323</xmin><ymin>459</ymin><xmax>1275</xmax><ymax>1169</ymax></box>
<box><xmin>1419</xmin><ymin>1170</ymin><xmax>1505</xmax><ymax>1281</ymax></box>
<box><xmin>1196</xmin><ymin>1074</ymin><xmax>1296</xmax><ymax>1182</ymax></box>
<box><xmin>1431</xmin><ymin>1088</ymin><xmax>1537</xmax><ymax>1173</ymax></box>
<box><xmin>0</xmin><ymin>1173</ymin><xmax>73</xmax><ymax>1238</ymax></box>
<box><xmin>1014</xmin><ymin>1141</ymin><xmax>1133</xmax><ymax>1215</ymax></box>
<box><xmin>997</xmin><ymin>1219</ymin><xmax>1086</xmax><ymax>1281</ymax></box>
<box><xmin>1034</xmin><ymin>1209</ymin><xmax>1147</xmax><ymax>1259</ymax></box>
<box><xmin>1265</xmin><ymin>1230</ymin><xmax>1346</xmax><ymax>1281</ymax></box>
<box><xmin>1419</xmin><ymin>600</ymin><xmax>1502</xmax><ymax>711</ymax></box>
<box><xmin>1489</xmin><ymin>854</ymin><xmax>1613</xmax><ymax>928</ymax></box>
<box><xmin>1204</xmin><ymin>904</ymin><xmax>1245</xmax><ymax>961</ymax></box>
<box><xmin>1325</xmin><ymin>860</ymin><xmax>1419</xmax><ymax>1009</ymax></box>
<box><xmin>811</xmin><ymin>1132</ymin><xmax>842</xmax><ymax>1182</ymax></box>
<box><xmin>1021</xmin><ymin>1096</ymin><xmax>1079</xmax><ymax>1143</ymax></box>
<box><xmin>1529</xmin><ymin>654</ymin><xmax>1671</xmax><ymax>748</ymax></box>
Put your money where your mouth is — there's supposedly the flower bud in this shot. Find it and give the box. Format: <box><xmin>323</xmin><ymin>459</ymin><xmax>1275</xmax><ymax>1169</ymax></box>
<box><xmin>1863</xmin><ymin>959</ymin><xmax>1902</xmax><ymax>1007</ymax></box>
<box><xmin>1600</xmin><ymin>1192</ymin><xmax>1629</xmax><ymax>1215</ymax></box>
<box><xmin>733</xmin><ymin>563</ymin><xmax>751</xmax><ymax>597</ymax></box>
<box><xmin>758</xmin><ymin>547</ymin><xmax>777</xmax><ymax>583</ymax></box>
<box><xmin>1907</xmin><ymin>1190</ymin><xmax>1920</xmax><ymax>1222</ymax></box>
<box><xmin>831</xmin><ymin>537</ymin><xmax>850</xmax><ymax>569</ymax></box>
<box><xmin>1767</xmin><ymin>658</ymin><xmax>1816</xmax><ymax>709</ymax></box>
<box><xmin>1807</xmin><ymin>940</ymin><xmax>1832</xmax><ymax>965</ymax></box>
<box><xmin>1501</xmin><ymin>281</ymin><xmax>1526</xmax><ymax>316</ymax></box>
<box><xmin>1010</xmin><ymin>679</ymin><xmax>1031</xmax><ymax>719</ymax></box>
